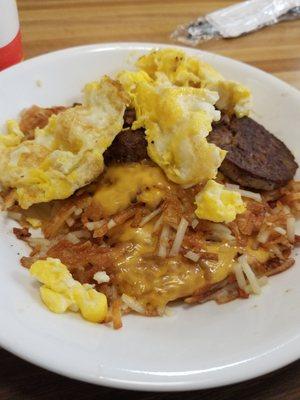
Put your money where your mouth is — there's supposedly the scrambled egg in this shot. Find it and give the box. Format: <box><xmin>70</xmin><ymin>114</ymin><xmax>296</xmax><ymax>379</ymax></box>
<box><xmin>118</xmin><ymin>69</ymin><xmax>226</xmax><ymax>186</ymax></box>
<box><xmin>195</xmin><ymin>180</ymin><xmax>245</xmax><ymax>223</ymax></box>
<box><xmin>136</xmin><ymin>48</ymin><xmax>251</xmax><ymax>117</ymax></box>
<box><xmin>30</xmin><ymin>258</ymin><xmax>107</xmax><ymax>323</ymax></box>
<box><xmin>0</xmin><ymin>77</ymin><xmax>129</xmax><ymax>209</ymax></box>
<box><xmin>118</xmin><ymin>48</ymin><xmax>247</xmax><ymax>220</ymax></box>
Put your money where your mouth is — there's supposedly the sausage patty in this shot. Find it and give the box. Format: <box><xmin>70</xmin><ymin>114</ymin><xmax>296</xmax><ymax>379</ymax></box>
<box><xmin>208</xmin><ymin>116</ymin><xmax>298</xmax><ymax>190</ymax></box>
<box><xmin>20</xmin><ymin>104</ymin><xmax>297</xmax><ymax>190</ymax></box>
<box><xmin>104</xmin><ymin>108</ymin><xmax>149</xmax><ymax>164</ymax></box>
<box><xmin>103</xmin><ymin>128</ymin><xmax>148</xmax><ymax>164</ymax></box>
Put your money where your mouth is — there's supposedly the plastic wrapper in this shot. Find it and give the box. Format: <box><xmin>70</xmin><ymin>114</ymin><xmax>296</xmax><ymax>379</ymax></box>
<box><xmin>172</xmin><ymin>0</ymin><xmax>300</xmax><ymax>46</ymax></box>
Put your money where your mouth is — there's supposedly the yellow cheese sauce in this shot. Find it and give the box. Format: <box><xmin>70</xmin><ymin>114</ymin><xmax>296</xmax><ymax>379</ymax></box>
<box><xmin>245</xmin><ymin>240</ymin><xmax>270</xmax><ymax>264</ymax></box>
<box><xmin>93</xmin><ymin>163</ymin><xmax>170</xmax><ymax>217</ymax></box>
<box><xmin>204</xmin><ymin>243</ymin><xmax>237</xmax><ymax>284</ymax></box>
<box><xmin>88</xmin><ymin>163</ymin><xmax>241</xmax><ymax>313</ymax></box>
<box><xmin>108</xmin><ymin>220</ymin><xmax>237</xmax><ymax>314</ymax></box>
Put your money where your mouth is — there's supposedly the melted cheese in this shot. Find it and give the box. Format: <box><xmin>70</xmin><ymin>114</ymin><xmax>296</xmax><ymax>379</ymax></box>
<box><xmin>204</xmin><ymin>243</ymin><xmax>238</xmax><ymax>284</ymax></box>
<box><xmin>93</xmin><ymin>163</ymin><xmax>170</xmax><ymax>217</ymax></box>
<box><xmin>246</xmin><ymin>243</ymin><xmax>270</xmax><ymax>264</ymax></box>
<box><xmin>110</xmin><ymin>220</ymin><xmax>155</xmax><ymax>246</ymax></box>
<box><xmin>108</xmin><ymin>219</ymin><xmax>237</xmax><ymax>313</ymax></box>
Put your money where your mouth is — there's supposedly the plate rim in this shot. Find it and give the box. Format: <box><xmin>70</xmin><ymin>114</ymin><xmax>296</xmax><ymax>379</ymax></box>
<box><xmin>0</xmin><ymin>41</ymin><xmax>299</xmax><ymax>392</ymax></box>
<box><xmin>1</xmin><ymin>41</ymin><xmax>300</xmax><ymax>97</ymax></box>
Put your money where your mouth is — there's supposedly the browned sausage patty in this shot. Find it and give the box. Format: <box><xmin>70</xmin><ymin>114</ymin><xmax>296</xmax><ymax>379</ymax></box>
<box><xmin>123</xmin><ymin>108</ymin><xmax>136</xmax><ymax>128</ymax></box>
<box><xmin>105</xmin><ymin>113</ymin><xmax>297</xmax><ymax>190</ymax></box>
<box><xmin>103</xmin><ymin>128</ymin><xmax>148</xmax><ymax>164</ymax></box>
<box><xmin>25</xmin><ymin>103</ymin><xmax>295</xmax><ymax>190</ymax></box>
<box><xmin>208</xmin><ymin>116</ymin><xmax>298</xmax><ymax>190</ymax></box>
<box><xmin>104</xmin><ymin>108</ymin><xmax>149</xmax><ymax>164</ymax></box>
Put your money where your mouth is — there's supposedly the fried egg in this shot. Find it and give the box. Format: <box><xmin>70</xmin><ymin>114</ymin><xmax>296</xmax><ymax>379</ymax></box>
<box><xmin>30</xmin><ymin>258</ymin><xmax>108</xmax><ymax>323</ymax></box>
<box><xmin>118</xmin><ymin>70</ymin><xmax>226</xmax><ymax>186</ymax></box>
<box><xmin>195</xmin><ymin>180</ymin><xmax>245</xmax><ymax>223</ymax></box>
<box><xmin>0</xmin><ymin>77</ymin><xmax>129</xmax><ymax>209</ymax></box>
<box><xmin>136</xmin><ymin>48</ymin><xmax>252</xmax><ymax>117</ymax></box>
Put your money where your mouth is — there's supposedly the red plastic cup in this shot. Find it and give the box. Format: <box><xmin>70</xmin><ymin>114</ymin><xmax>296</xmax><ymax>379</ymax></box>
<box><xmin>0</xmin><ymin>0</ymin><xmax>23</xmax><ymax>71</ymax></box>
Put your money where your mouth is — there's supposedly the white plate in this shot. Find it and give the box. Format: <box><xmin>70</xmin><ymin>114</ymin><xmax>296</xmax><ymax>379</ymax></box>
<box><xmin>0</xmin><ymin>43</ymin><xmax>299</xmax><ymax>392</ymax></box>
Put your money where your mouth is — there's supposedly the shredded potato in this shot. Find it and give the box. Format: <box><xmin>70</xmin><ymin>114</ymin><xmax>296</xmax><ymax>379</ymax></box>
<box><xmin>4</xmin><ymin>102</ymin><xmax>299</xmax><ymax>329</ymax></box>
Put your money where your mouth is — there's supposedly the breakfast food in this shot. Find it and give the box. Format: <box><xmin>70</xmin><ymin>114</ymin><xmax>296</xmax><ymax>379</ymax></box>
<box><xmin>1</xmin><ymin>48</ymin><xmax>299</xmax><ymax>329</ymax></box>
<box><xmin>208</xmin><ymin>116</ymin><xmax>298</xmax><ymax>190</ymax></box>
<box><xmin>0</xmin><ymin>77</ymin><xmax>129</xmax><ymax>209</ymax></box>
<box><xmin>104</xmin><ymin>127</ymin><xmax>148</xmax><ymax>164</ymax></box>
